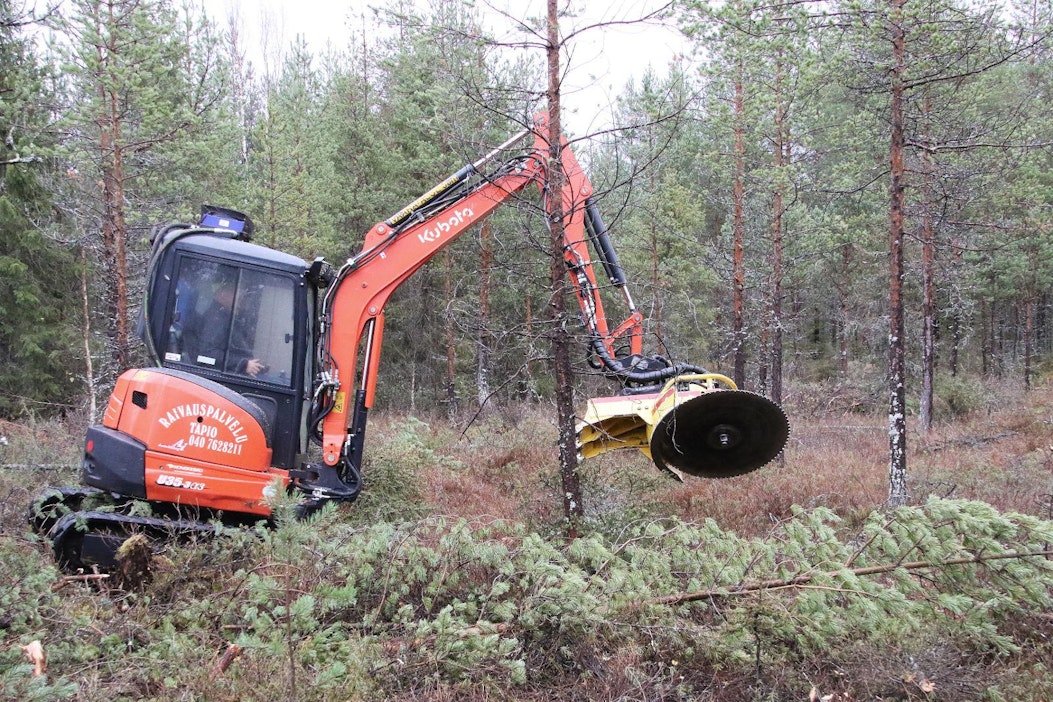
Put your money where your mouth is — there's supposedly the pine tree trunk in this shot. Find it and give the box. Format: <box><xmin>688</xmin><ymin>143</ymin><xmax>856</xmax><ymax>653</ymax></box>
<box><xmin>837</xmin><ymin>244</ymin><xmax>851</xmax><ymax>377</ymax></box>
<box><xmin>981</xmin><ymin>298</ymin><xmax>990</xmax><ymax>376</ymax></box>
<box><xmin>647</xmin><ymin>139</ymin><xmax>666</xmax><ymax>356</ymax></box>
<box><xmin>443</xmin><ymin>250</ymin><xmax>457</xmax><ymax>417</ymax></box>
<box><xmin>769</xmin><ymin>56</ymin><xmax>786</xmax><ymax>406</ymax></box>
<box><xmin>97</xmin><ymin>5</ymin><xmax>129</xmax><ymax>372</ymax></box>
<box><xmin>919</xmin><ymin>109</ymin><xmax>936</xmax><ymax>433</ymax></box>
<box><xmin>1024</xmin><ymin>295</ymin><xmax>1034</xmax><ymax>391</ymax></box>
<box><xmin>732</xmin><ymin>61</ymin><xmax>747</xmax><ymax>389</ymax></box>
<box><xmin>887</xmin><ymin>0</ymin><xmax>909</xmax><ymax>507</ymax></box>
<box><xmin>226</xmin><ymin>12</ymin><xmax>249</xmax><ymax>164</ymax></box>
<box><xmin>547</xmin><ymin>0</ymin><xmax>583</xmax><ymax>536</ymax></box>
<box><xmin>523</xmin><ymin>295</ymin><xmax>535</xmax><ymax>398</ymax></box>
<box><xmin>80</xmin><ymin>245</ymin><xmax>97</xmax><ymax>421</ymax></box>
<box><xmin>949</xmin><ymin>240</ymin><xmax>963</xmax><ymax>376</ymax></box>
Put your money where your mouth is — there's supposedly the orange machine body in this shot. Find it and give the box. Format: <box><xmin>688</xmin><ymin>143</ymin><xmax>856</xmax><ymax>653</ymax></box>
<box><xmin>89</xmin><ymin>368</ymin><xmax>285</xmax><ymax>516</ymax></box>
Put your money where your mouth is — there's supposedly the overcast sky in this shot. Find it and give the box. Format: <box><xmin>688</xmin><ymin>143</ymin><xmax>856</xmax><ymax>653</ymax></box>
<box><xmin>201</xmin><ymin>0</ymin><xmax>688</xmax><ymax>134</ymax></box>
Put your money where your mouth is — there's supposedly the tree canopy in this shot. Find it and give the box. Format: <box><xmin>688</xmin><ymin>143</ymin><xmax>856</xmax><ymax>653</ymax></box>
<box><xmin>0</xmin><ymin>0</ymin><xmax>1050</xmax><ymax>466</ymax></box>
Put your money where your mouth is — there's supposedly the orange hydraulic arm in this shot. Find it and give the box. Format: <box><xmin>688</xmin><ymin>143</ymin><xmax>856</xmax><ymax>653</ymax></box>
<box><xmin>309</xmin><ymin>114</ymin><xmax>698</xmax><ymax>479</ymax></box>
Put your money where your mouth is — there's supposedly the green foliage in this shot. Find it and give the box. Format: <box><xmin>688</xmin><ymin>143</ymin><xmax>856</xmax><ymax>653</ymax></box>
<box><xmin>934</xmin><ymin>372</ymin><xmax>984</xmax><ymax>419</ymax></box>
<box><xmin>0</xmin><ymin>200</ymin><xmax>81</xmax><ymax>417</ymax></box>
<box><xmin>4</xmin><ymin>485</ymin><xmax>1052</xmax><ymax>699</ymax></box>
<box><xmin>0</xmin><ymin>532</ymin><xmax>79</xmax><ymax>699</ymax></box>
<box><xmin>0</xmin><ymin>1</ymin><xmax>81</xmax><ymax>418</ymax></box>
<box><xmin>351</xmin><ymin>416</ymin><xmax>437</xmax><ymax>524</ymax></box>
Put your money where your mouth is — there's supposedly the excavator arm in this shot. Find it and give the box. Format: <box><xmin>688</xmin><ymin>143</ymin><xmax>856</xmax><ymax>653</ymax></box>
<box><xmin>302</xmin><ymin>114</ymin><xmax>788</xmax><ymax>505</ymax></box>
<box><xmin>310</xmin><ymin>116</ymin><xmax>671</xmax><ymax>472</ymax></box>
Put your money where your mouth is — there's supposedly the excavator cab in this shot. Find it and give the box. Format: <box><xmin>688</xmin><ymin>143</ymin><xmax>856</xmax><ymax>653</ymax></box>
<box><xmin>141</xmin><ymin>222</ymin><xmax>315</xmax><ymax>470</ymax></box>
<box><xmin>31</xmin><ymin>210</ymin><xmax>332</xmax><ymax>570</ymax></box>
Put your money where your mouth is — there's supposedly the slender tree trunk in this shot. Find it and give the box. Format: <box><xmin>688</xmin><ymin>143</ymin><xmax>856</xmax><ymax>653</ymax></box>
<box><xmin>1024</xmin><ymin>294</ymin><xmax>1034</xmax><ymax>391</ymax></box>
<box><xmin>546</xmin><ymin>0</ymin><xmax>583</xmax><ymax>536</ymax></box>
<box><xmin>1038</xmin><ymin>292</ymin><xmax>1049</xmax><ymax>355</ymax></box>
<box><xmin>523</xmin><ymin>294</ymin><xmax>535</xmax><ymax>398</ymax></box>
<box><xmin>646</xmin><ymin>136</ymin><xmax>666</xmax><ymax>356</ymax></box>
<box><xmin>758</xmin><ymin>324</ymin><xmax>769</xmax><ymax>396</ymax></box>
<box><xmin>409</xmin><ymin>360</ymin><xmax>417</xmax><ymax>414</ymax></box>
<box><xmin>948</xmin><ymin>240</ymin><xmax>963</xmax><ymax>376</ymax></box>
<box><xmin>732</xmin><ymin>60</ymin><xmax>747</xmax><ymax>389</ymax></box>
<box><xmin>919</xmin><ymin>211</ymin><xmax>936</xmax><ymax>431</ymax></box>
<box><xmin>226</xmin><ymin>10</ymin><xmax>249</xmax><ymax>164</ymax></box>
<box><xmin>97</xmin><ymin>3</ymin><xmax>129</xmax><ymax>372</ymax></box>
<box><xmin>266</xmin><ymin>108</ymin><xmax>279</xmax><ymax>249</ymax></box>
<box><xmin>918</xmin><ymin>99</ymin><xmax>936</xmax><ymax>433</ymax></box>
<box><xmin>981</xmin><ymin>298</ymin><xmax>990</xmax><ymax>376</ymax></box>
<box><xmin>992</xmin><ymin>301</ymin><xmax>1002</xmax><ymax>375</ymax></box>
<box><xmin>443</xmin><ymin>250</ymin><xmax>457</xmax><ymax>417</ymax></box>
<box><xmin>769</xmin><ymin>56</ymin><xmax>786</xmax><ymax>406</ymax></box>
<box><xmin>887</xmin><ymin>0</ymin><xmax>909</xmax><ymax>507</ymax></box>
<box><xmin>80</xmin><ymin>245</ymin><xmax>97</xmax><ymax>421</ymax></box>
<box><xmin>837</xmin><ymin>243</ymin><xmax>851</xmax><ymax>376</ymax></box>
<box><xmin>111</xmin><ymin>138</ymin><xmax>128</xmax><ymax>368</ymax></box>
<box><xmin>1023</xmin><ymin>240</ymin><xmax>1039</xmax><ymax>390</ymax></box>
<box><xmin>477</xmin><ymin>221</ymin><xmax>493</xmax><ymax>408</ymax></box>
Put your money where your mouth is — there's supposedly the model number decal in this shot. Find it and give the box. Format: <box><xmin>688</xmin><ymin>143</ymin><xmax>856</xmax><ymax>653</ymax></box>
<box><xmin>156</xmin><ymin>474</ymin><xmax>206</xmax><ymax>490</ymax></box>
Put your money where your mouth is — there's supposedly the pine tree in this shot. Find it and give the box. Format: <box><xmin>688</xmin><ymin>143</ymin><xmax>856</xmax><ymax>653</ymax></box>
<box><xmin>54</xmin><ymin>0</ymin><xmax>230</xmax><ymax>379</ymax></box>
<box><xmin>0</xmin><ymin>0</ymin><xmax>80</xmax><ymax>417</ymax></box>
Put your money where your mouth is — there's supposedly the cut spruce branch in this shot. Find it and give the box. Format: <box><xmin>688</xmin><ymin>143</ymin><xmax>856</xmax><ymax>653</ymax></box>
<box><xmin>648</xmin><ymin>549</ymin><xmax>1053</xmax><ymax>606</ymax></box>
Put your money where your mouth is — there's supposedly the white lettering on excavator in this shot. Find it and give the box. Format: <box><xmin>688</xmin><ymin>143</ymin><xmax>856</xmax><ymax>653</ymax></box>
<box><xmin>167</xmin><ymin>464</ymin><xmax>204</xmax><ymax>475</ymax></box>
<box><xmin>417</xmin><ymin>208</ymin><xmax>474</xmax><ymax>244</ymax></box>
<box><xmin>157</xmin><ymin>403</ymin><xmax>248</xmax><ymax>443</ymax></box>
<box><xmin>156</xmin><ymin>474</ymin><xmax>206</xmax><ymax>490</ymax></box>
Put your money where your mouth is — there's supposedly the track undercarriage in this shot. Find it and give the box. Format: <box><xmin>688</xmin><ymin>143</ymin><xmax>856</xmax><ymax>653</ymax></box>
<box><xmin>28</xmin><ymin>486</ymin><xmax>262</xmax><ymax>573</ymax></box>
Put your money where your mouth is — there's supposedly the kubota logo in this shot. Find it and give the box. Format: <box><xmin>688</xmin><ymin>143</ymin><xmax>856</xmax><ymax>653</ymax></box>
<box><xmin>418</xmin><ymin>208</ymin><xmax>474</xmax><ymax>244</ymax></box>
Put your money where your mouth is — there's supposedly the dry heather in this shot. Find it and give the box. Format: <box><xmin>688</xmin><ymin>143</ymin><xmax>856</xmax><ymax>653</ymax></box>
<box><xmin>407</xmin><ymin>378</ymin><xmax>1053</xmax><ymax>536</ymax></box>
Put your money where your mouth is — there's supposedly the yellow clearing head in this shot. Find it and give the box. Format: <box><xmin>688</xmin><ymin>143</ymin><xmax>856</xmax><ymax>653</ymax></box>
<box><xmin>576</xmin><ymin>374</ymin><xmax>789</xmax><ymax>479</ymax></box>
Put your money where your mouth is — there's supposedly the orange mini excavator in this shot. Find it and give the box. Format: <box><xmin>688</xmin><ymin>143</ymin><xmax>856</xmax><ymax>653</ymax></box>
<box><xmin>31</xmin><ymin>114</ymin><xmax>789</xmax><ymax>570</ymax></box>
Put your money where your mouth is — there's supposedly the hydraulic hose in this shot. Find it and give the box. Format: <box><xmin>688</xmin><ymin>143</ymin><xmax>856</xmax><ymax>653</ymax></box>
<box><xmin>589</xmin><ymin>337</ymin><xmax>706</xmax><ymax>392</ymax></box>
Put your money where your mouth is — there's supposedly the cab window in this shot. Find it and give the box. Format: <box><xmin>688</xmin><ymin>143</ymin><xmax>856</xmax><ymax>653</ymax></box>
<box><xmin>164</xmin><ymin>257</ymin><xmax>297</xmax><ymax>386</ymax></box>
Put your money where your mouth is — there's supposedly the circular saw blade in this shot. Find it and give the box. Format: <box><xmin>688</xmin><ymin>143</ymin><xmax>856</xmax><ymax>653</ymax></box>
<box><xmin>650</xmin><ymin>390</ymin><xmax>789</xmax><ymax>479</ymax></box>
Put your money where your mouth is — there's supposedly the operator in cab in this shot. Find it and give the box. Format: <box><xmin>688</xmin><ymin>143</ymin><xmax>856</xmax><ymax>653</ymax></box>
<box><xmin>186</xmin><ymin>283</ymin><xmax>265</xmax><ymax>377</ymax></box>
<box><xmin>166</xmin><ymin>259</ymin><xmax>266</xmax><ymax>378</ymax></box>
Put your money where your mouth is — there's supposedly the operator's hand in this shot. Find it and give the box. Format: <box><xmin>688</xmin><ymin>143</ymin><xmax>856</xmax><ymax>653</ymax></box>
<box><xmin>245</xmin><ymin>358</ymin><xmax>265</xmax><ymax>377</ymax></box>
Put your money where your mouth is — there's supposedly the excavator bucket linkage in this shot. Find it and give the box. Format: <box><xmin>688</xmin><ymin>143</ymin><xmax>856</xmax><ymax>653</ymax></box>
<box><xmin>577</xmin><ymin>374</ymin><xmax>789</xmax><ymax>480</ymax></box>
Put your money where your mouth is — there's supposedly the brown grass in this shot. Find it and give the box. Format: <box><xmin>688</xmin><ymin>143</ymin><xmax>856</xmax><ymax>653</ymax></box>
<box><xmin>400</xmin><ymin>378</ymin><xmax>1053</xmax><ymax>537</ymax></box>
<box><xmin>5</xmin><ymin>377</ymin><xmax>1051</xmax><ymax>537</ymax></box>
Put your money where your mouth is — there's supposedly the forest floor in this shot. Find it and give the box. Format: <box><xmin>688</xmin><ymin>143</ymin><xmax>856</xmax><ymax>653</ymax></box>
<box><xmin>1</xmin><ymin>375</ymin><xmax>1052</xmax><ymax>701</ymax></box>
<box><xmin>391</xmin><ymin>376</ymin><xmax>1053</xmax><ymax>536</ymax></box>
